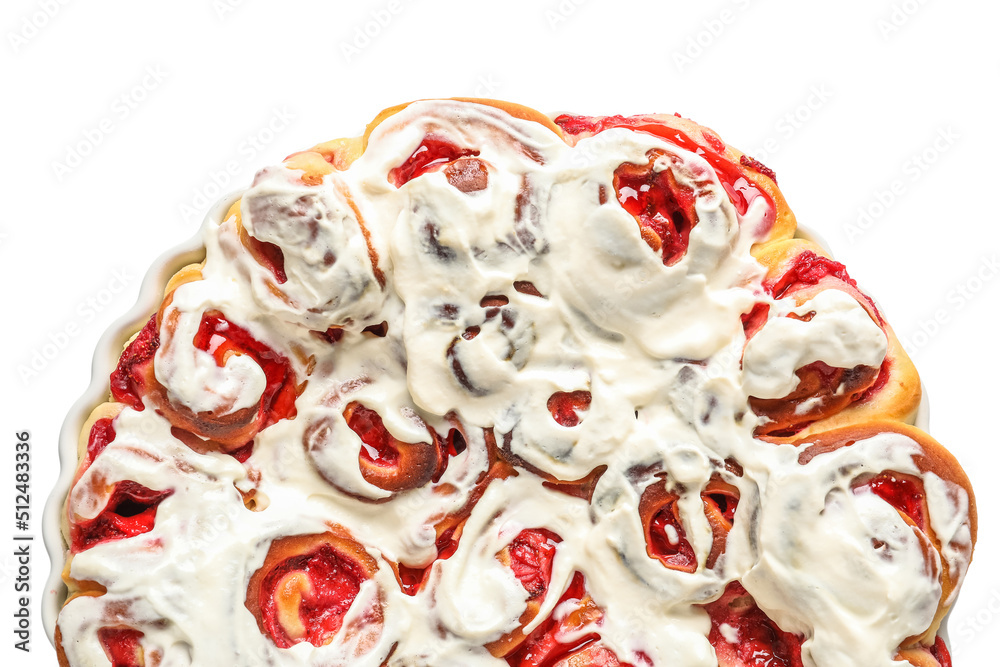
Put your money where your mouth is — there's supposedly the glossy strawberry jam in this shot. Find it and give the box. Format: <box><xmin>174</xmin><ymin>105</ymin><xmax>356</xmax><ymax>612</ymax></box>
<box><xmin>703</xmin><ymin>582</ymin><xmax>804</xmax><ymax>667</ymax></box>
<box><xmin>346</xmin><ymin>404</ymin><xmax>402</xmax><ymax>467</ymax></box>
<box><xmin>397</xmin><ymin>526</ymin><xmax>459</xmax><ymax>596</ymax></box>
<box><xmin>547</xmin><ymin>391</ymin><xmax>592</xmax><ymax>427</ymax></box>
<box><xmin>86</xmin><ymin>418</ymin><xmax>117</xmax><ymax>466</ymax></box>
<box><xmin>555</xmin><ymin>114</ymin><xmax>776</xmax><ymax>232</ymax></box>
<box><xmin>506</xmin><ymin>529</ymin><xmax>561</xmax><ymax>600</ymax></box>
<box><xmin>647</xmin><ymin>501</ymin><xmax>697</xmax><ymax>572</ymax></box>
<box><xmin>97</xmin><ymin>628</ymin><xmax>144</xmax><ymax>667</ymax></box>
<box><xmin>765</xmin><ymin>251</ymin><xmax>857</xmax><ymax>300</ymax></box>
<box><xmin>192</xmin><ymin>311</ymin><xmax>298</xmax><ymax>428</ymax></box>
<box><xmin>739</xmin><ymin>155</ymin><xmax>777</xmax><ymax>183</ymax></box>
<box><xmin>389</xmin><ymin>135</ymin><xmax>481</xmax><ymax>187</ymax></box>
<box><xmin>259</xmin><ymin>544</ymin><xmax>367</xmax><ymax>648</ymax></box>
<box><xmin>109</xmin><ymin>314</ymin><xmax>160</xmax><ymax>412</ymax></box>
<box><xmin>930</xmin><ymin>635</ymin><xmax>952</xmax><ymax>667</ymax></box>
<box><xmin>741</xmin><ymin>302</ymin><xmax>770</xmax><ymax>339</ymax></box>
<box><xmin>506</xmin><ymin>572</ymin><xmax>604</xmax><ymax>667</ymax></box>
<box><xmin>614</xmin><ymin>155</ymin><xmax>698</xmax><ymax>266</ymax></box>
<box><xmin>860</xmin><ymin>472</ymin><xmax>926</xmax><ymax>530</ymax></box>
<box><xmin>243</xmin><ymin>235</ymin><xmax>287</xmax><ymax>284</ymax></box>
<box><xmin>71</xmin><ymin>481</ymin><xmax>173</xmax><ymax>553</ymax></box>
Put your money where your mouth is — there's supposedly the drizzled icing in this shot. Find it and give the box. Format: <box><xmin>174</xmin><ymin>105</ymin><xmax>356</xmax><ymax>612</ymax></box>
<box><xmin>58</xmin><ymin>100</ymin><xmax>973</xmax><ymax>667</ymax></box>
<box><xmin>742</xmin><ymin>289</ymin><xmax>888</xmax><ymax>400</ymax></box>
<box><xmin>156</xmin><ymin>280</ymin><xmax>268</xmax><ymax>414</ymax></box>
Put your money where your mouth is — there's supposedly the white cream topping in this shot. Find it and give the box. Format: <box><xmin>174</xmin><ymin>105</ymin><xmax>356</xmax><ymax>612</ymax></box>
<box><xmin>240</xmin><ymin>166</ymin><xmax>388</xmax><ymax>331</ymax></box>
<box><xmin>742</xmin><ymin>434</ymin><xmax>951</xmax><ymax>667</ymax></box>
<box><xmin>742</xmin><ymin>289</ymin><xmax>888</xmax><ymax>399</ymax></box>
<box><xmin>154</xmin><ymin>279</ymin><xmax>268</xmax><ymax>415</ymax></box>
<box><xmin>58</xmin><ymin>100</ymin><xmax>972</xmax><ymax>667</ymax></box>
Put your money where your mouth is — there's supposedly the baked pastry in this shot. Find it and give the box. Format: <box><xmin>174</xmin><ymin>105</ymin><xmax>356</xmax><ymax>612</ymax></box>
<box><xmin>50</xmin><ymin>99</ymin><xmax>976</xmax><ymax>667</ymax></box>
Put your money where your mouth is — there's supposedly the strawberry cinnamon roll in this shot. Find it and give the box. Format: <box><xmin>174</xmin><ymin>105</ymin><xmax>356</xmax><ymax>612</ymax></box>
<box><xmin>743</xmin><ymin>239</ymin><xmax>920</xmax><ymax>439</ymax></box>
<box><xmin>245</xmin><ymin>529</ymin><xmax>383</xmax><ymax>653</ymax></box>
<box><xmin>555</xmin><ymin>112</ymin><xmax>797</xmax><ymax>249</ymax></box>
<box><xmin>64</xmin><ymin>405</ymin><xmax>174</xmax><ymax>557</ymax></box>
<box><xmin>744</xmin><ymin>422</ymin><xmax>976</xmax><ymax>664</ymax></box>
<box><xmin>110</xmin><ymin>278</ymin><xmax>299</xmax><ymax>454</ymax></box>
<box><xmin>226</xmin><ymin>163</ymin><xmax>389</xmax><ymax>333</ymax></box>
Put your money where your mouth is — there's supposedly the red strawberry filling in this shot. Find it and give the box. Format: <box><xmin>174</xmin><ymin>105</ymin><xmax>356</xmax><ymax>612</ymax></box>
<box><xmin>397</xmin><ymin>526</ymin><xmax>460</xmax><ymax>596</ymax></box>
<box><xmin>506</xmin><ymin>529</ymin><xmax>561</xmax><ymax>600</ymax></box>
<box><xmin>258</xmin><ymin>544</ymin><xmax>367</xmax><ymax>648</ymax></box>
<box><xmin>555</xmin><ymin>114</ymin><xmax>776</xmax><ymax>232</ymax></box>
<box><xmin>702</xmin><ymin>582</ymin><xmax>804</xmax><ymax>667</ymax></box>
<box><xmin>343</xmin><ymin>401</ymin><xmax>445</xmax><ymax>492</ymax></box>
<box><xmin>389</xmin><ymin>135</ymin><xmax>480</xmax><ymax>187</ymax></box>
<box><xmin>765</xmin><ymin>251</ymin><xmax>856</xmax><ymax>300</ymax></box>
<box><xmin>110</xmin><ymin>314</ymin><xmax>160</xmax><ymax>412</ymax></box>
<box><xmin>346</xmin><ymin>404</ymin><xmax>403</xmax><ymax>468</ymax></box>
<box><xmin>243</xmin><ymin>234</ymin><xmax>287</xmax><ymax>284</ymax></box>
<box><xmin>930</xmin><ymin>635</ymin><xmax>952</xmax><ymax>667</ymax></box>
<box><xmin>97</xmin><ymin>628</ymin><xmax>144</xmax><ymax>667</ymax></box>
<box><xmin>647</xmin><ymin>501</ymin><xmax>697</xmax><ymax>572</ymax></box>
<box><xmin>856</xmin><ymin>472</ymin><xmax>926</xmax><ymax>530</ymax></box>
<box><xmin>71</xmin><ymin>481</ymin><xmax>173</xmax><ymax>553</ymax></box>
<box><xmin>85</xmin><ymin>417</ymin><xmax>117</xmax><ymax>466</ymax></box>
<box><xmin>547</xmin><ymin>391</ymin><xmax>592</xmax><ymax>427</ymax></box>
<box><xmin>614</xmin><ymin>154</ymin><xmax>699</xmax><ymax>266</ymax></box>
<box><xmin>506</xmin><ymin>572</ymin><xmax>629</xmax><ymax>667</ymax></box>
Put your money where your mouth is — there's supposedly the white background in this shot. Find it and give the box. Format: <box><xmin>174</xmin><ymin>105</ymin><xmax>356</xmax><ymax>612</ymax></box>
<box><xmin>2</xmin><ymin>0</ymin><xmax>998</xmax><ymax>665</ymax></box>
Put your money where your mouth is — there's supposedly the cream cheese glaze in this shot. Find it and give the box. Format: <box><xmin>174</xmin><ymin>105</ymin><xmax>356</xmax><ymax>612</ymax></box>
<box><xmin>741</xmin><ymin>289</ymin><xmax>888</xmax><ymax>400</ymax></box>
<box><xmin>57</xmin><ymin>100</ymin><xmax>973</xmax><ymax>667</ymax></box>
<box><xmin>155</xmin><ymin>280</ymin><xmax>268</xmax><ymax>415</ymax></box>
